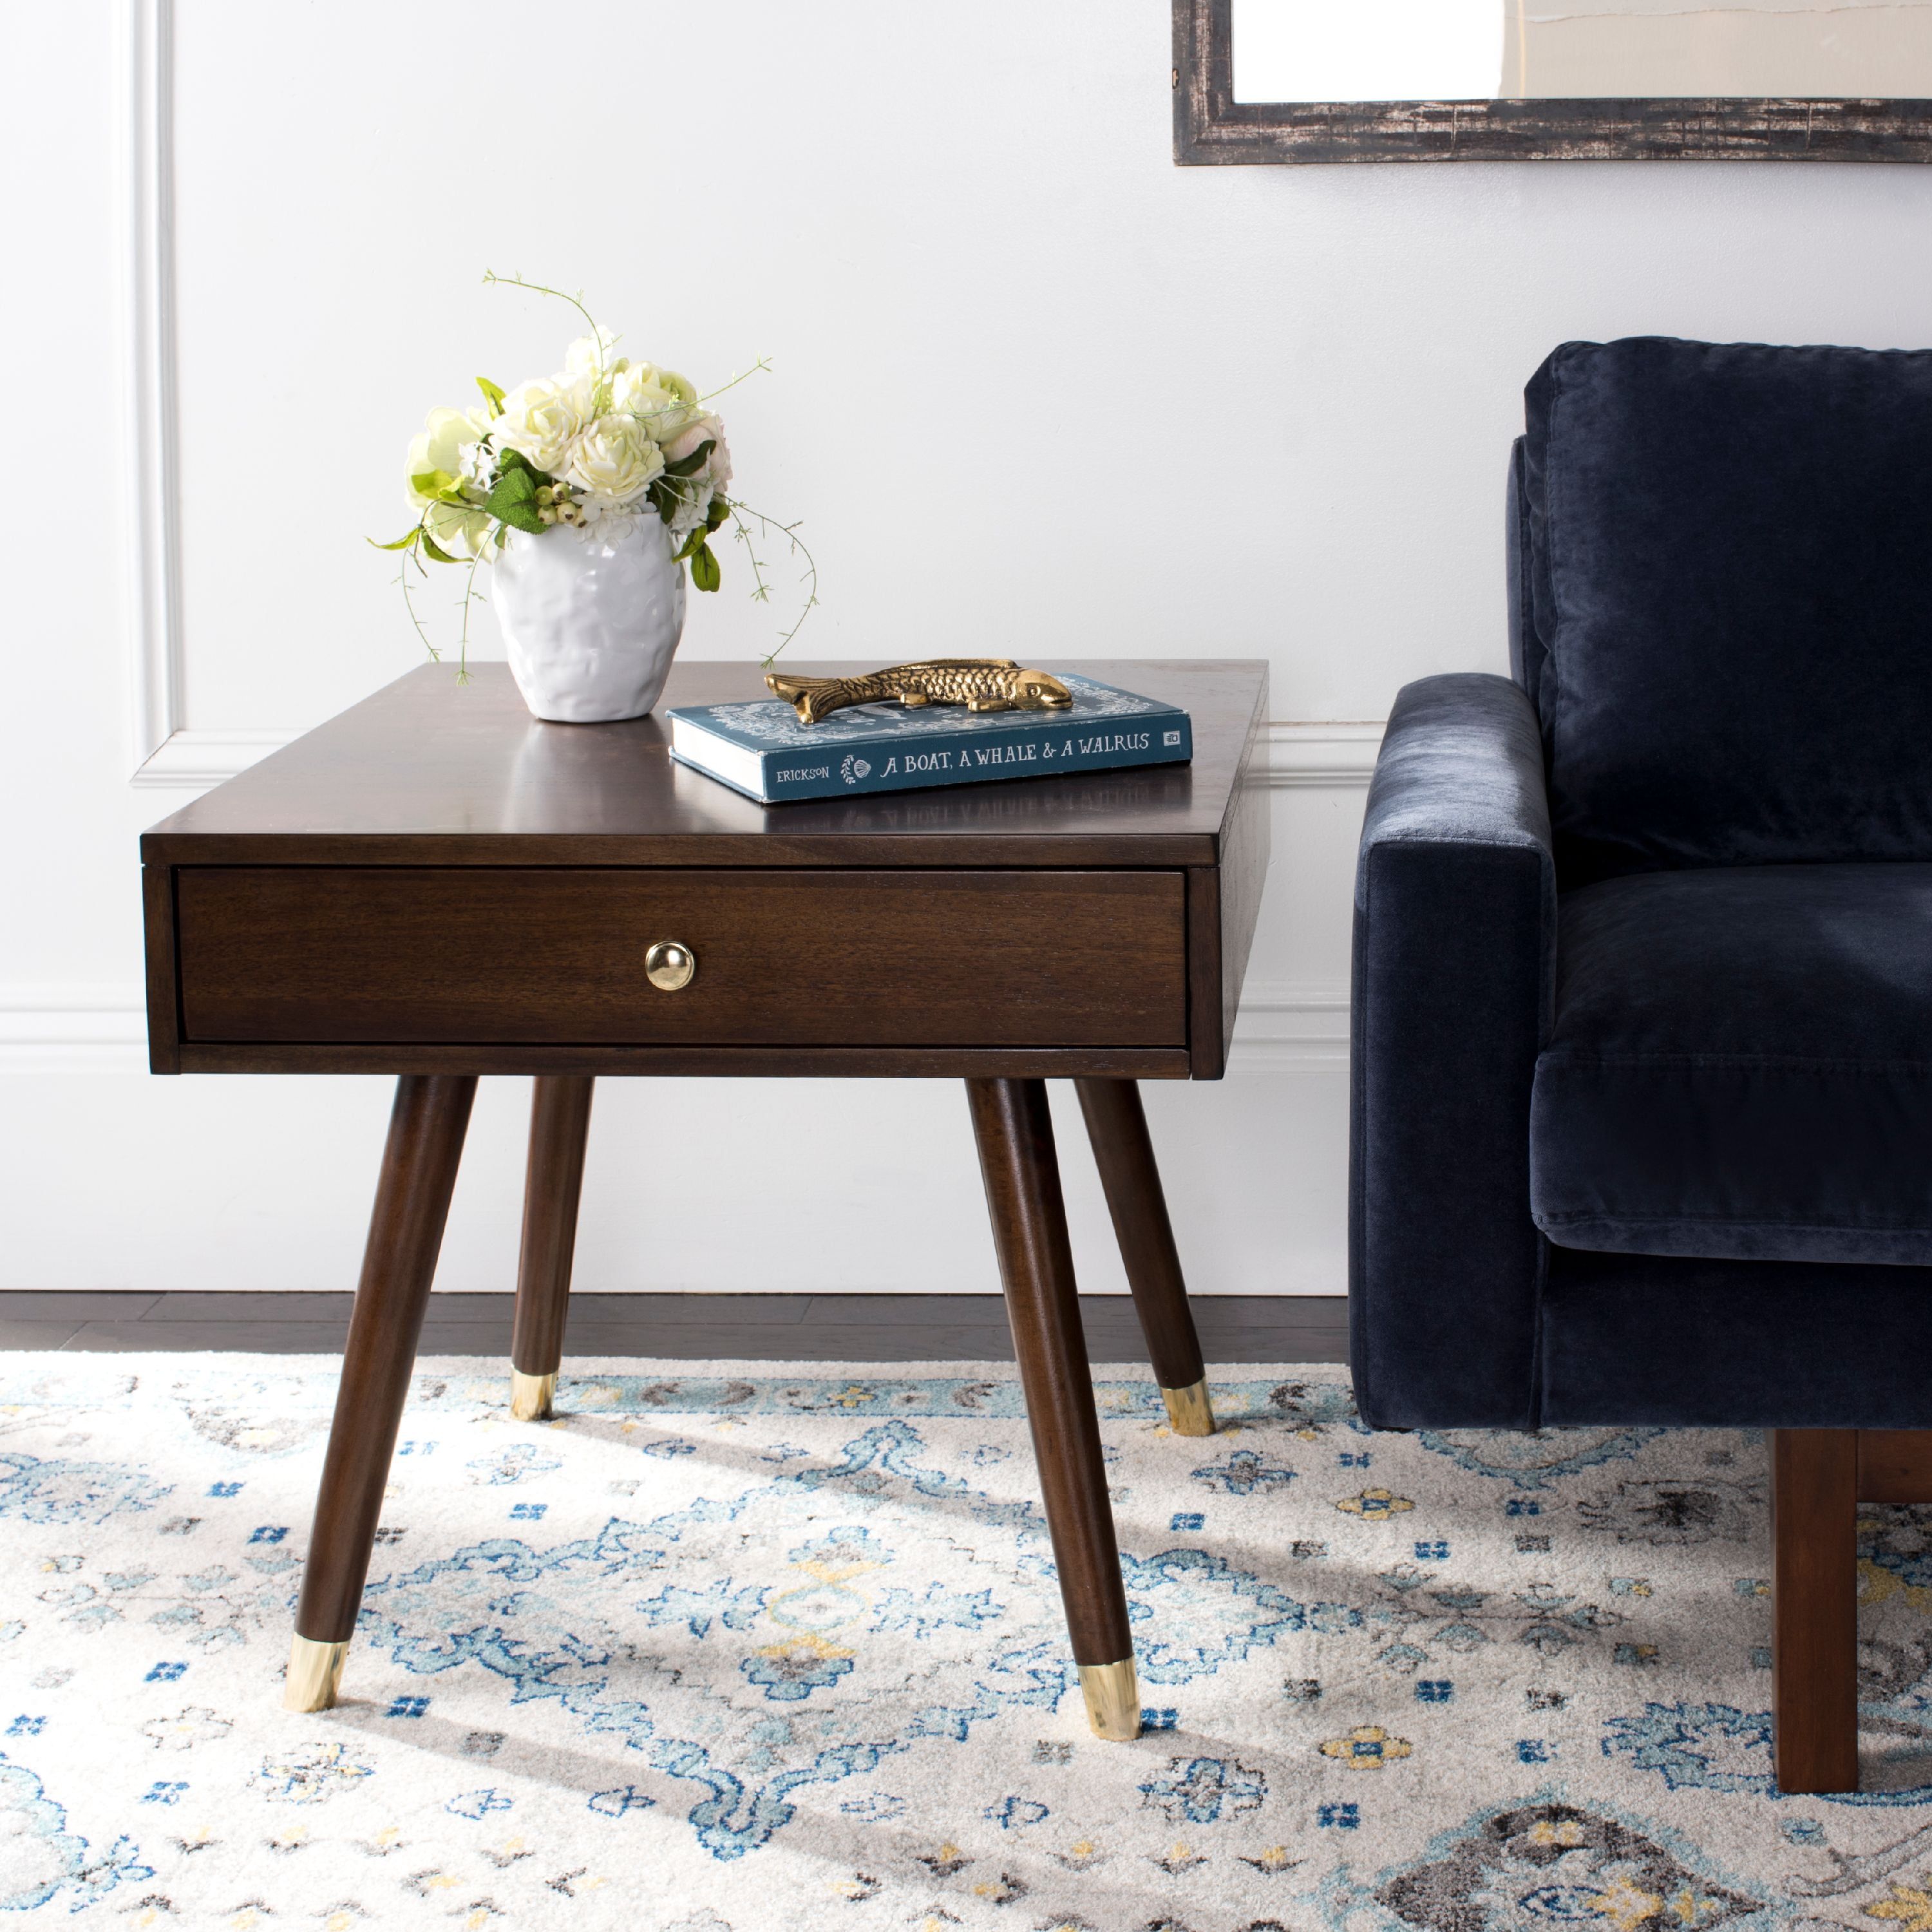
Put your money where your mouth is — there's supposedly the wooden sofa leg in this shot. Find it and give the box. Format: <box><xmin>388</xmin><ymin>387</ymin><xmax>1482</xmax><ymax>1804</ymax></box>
<box><xmin>1772</xmin><ymin>1428</ymin><xmax>1859</xmax><ymax>1794</ymax></box>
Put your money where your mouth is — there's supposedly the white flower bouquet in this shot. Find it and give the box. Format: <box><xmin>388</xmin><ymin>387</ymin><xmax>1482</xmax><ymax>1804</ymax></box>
<box><xmin>379</xmin><ymin>276</ymin><xmax>812</xmax><ymax>674</ymax></box>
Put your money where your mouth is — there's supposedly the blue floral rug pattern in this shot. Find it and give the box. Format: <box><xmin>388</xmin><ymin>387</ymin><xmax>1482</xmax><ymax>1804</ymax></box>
<box><xmin>0</xmin><ymin>1354</ymin><xmax>1927</xmax><ymax>1927</ymax></box>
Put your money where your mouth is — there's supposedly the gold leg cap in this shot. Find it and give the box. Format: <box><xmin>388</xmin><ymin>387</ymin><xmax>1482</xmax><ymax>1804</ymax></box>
<box><xmin>283</xmin><ymin>1636</ymin><xmax>348</xmax><ymax>1713</ymax></box>
<box><xmin>1160</xmin><ymin>1378</ymin><xmax>1215</xmax><ymax>1437</ymax></box>
<box><xmin>510</xmin><ymin>1370</ymin><xmax>556</xmax><ymax>1422</ymax></box>
<box><xmin>1078</xmin><ymin>1657</ymin><xmax>1141</xmax><ymax>1741</ymax></box>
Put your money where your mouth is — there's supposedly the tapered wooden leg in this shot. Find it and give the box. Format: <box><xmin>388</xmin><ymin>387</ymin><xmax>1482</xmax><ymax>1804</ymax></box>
<box><xmin>1075</xmin><ymin>1078</ymin><xmax>1213</xmax><ymax>1437</ymax></box>
<box><xmin>967</xmin><ymin>1077</ymin><xmax>1139</xmax><ymax>1740</ymax></box>
<box><xmin>1772</xmin><ymin>1428</ymin><xmax>1859</xmax><ymax>1793</ymax></box>
<box><xmin>510</xmin><ymin>1075</ymin><xmax>595</xmax><ymax>1421</ymax></box>
<box><xmin>286</xmin><ymin>1075</ymin><xmax>476</xmax><ymax>1711</ymax></box>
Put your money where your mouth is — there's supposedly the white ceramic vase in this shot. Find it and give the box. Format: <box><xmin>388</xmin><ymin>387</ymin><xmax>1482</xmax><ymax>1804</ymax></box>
<box><xmin>492</xmin><ymin>518</ymin><xmax>687</xmax><ymax>723</ymax></box>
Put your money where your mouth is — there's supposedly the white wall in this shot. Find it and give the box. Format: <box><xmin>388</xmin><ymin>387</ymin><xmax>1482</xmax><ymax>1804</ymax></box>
<box><xmin>4</xmin><ymin>0</ymin><xmax>1931</xmax><ymax>1297</ymax></box>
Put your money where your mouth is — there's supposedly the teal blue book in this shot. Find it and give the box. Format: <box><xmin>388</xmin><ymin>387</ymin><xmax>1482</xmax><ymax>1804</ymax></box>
<box><xmin>667</xmin><ymin>674</ymin><xmax>1192</xmax><ymax>804</ymax></box>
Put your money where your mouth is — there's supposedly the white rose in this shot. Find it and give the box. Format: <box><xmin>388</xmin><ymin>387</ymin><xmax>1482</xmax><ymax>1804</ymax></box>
<box><xmin>566</xmin><ymin>413</ymin><xmax>666</xmax><ymax>507</ymax></box>
<box><xmin>405</xmin><ymin>406</ymin><xmax>487</xmax><ymax>506</ymax></box>
<box><xmin>614</xmin><ymin>363</ymin><xmax>699</xmax><ymax>442</ymax></box>
<box><xmin>493</xmin><ymin>377</ymin><xmax>585</xmax><ymax>477</ymax></box>
<box><xmin>657</xmin><ymin>413</ymin><xmax>732</xmax><ymax>533</ymax></box>
<box><xmin>564</xmin><ymin>328</ymin><xmax>621</xmax><ymax>379</ymax></box>
<box><xmin>663</xmin><ymin>414</ymin><xmax>730</xmax><ymax>486</ymax></box>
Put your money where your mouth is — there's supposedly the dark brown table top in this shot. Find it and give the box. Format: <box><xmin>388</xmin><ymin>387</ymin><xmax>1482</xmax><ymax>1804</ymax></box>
<box><xmin>142</xmin><ymin>659</ymin><xmax>1268</xmax><ymax>869</ymax></box>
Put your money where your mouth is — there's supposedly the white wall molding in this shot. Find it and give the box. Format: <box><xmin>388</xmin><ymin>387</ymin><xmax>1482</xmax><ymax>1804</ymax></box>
<box><xmin>1229</xmin><ymin>979</ymin><xmax>1349</xmax><ymax>1072</ymax></box>
<box><xmin>1261</xmin><ymin>721</ymin><xmax>1381</xmax><ymax>787</ymax></box>
<box><xmin>129</xmin><ymin>719</ymin><xmax>1384</xmax><ymax>795</ymax></box>
<box><xmin>130</xmin><ymin>729</ymin><xmax>297</xmax><ymax>791</ymax></box>
<box><xmin>0</xmin><ymin>987</ymin><xmax>149</xmax><ymax>1072</ymax></box>
<box><xmin>118</xmin><ymin>0</ymin><xmax>182</xmax><ymax>781</ymax></box>
<box><xmin>0</xmin><ymin>980</ymin><xmax>1352</xmax><ymax>1074</ymax></box>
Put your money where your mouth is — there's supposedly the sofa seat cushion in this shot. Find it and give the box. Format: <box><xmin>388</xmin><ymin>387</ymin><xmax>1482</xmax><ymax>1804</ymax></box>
<box><xmin>1530</xmin><ymin>862</ymin><xmax>1932</xmax><ymax>1264</ymax></box>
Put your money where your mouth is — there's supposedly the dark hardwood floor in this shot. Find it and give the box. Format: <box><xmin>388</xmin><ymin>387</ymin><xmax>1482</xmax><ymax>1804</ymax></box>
<box><xmin>0</xmin><ymin>1292</ymin><xmax>1348</xmax><ymax>1363</ymax></box>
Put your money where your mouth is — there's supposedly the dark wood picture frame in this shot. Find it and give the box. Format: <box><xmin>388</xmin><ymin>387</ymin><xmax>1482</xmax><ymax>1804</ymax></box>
<box><xmin>1174</xmin><ymin>0</ymin><xmax>1932</xmax><ymax>162</ymax></box>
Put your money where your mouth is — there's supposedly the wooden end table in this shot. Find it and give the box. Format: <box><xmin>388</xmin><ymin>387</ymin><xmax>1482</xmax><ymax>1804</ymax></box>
<box><xmin>140</xmin><ymin>659</ymin><xmax>1269</xmax><ymax>1741</ymax></box>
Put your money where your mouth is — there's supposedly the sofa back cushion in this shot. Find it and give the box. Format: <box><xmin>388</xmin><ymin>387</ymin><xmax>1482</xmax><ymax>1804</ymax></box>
<box><xmin>1522</xmin><ymin>336</ymin><xmax>1932</xmax><ymax>884</ymax></box>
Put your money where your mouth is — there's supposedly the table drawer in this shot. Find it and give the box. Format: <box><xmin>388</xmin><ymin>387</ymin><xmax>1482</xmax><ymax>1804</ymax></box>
<box><xmin>174</xmin><ymin>867</ymin><xmax>1188</xmax><ymax>1048</ymax></box>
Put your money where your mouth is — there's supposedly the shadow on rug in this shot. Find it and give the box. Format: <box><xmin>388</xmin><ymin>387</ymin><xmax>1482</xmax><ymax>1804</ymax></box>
<box><xmin>0</xmin><ymin>1354</ymin><xmax>1927</xmax><ymax>1928</ymax></box>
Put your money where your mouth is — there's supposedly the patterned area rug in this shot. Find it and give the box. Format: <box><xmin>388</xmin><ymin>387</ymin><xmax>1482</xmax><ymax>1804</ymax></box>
<box><xmin>3</xmin><ymin>1355</ymin><xmax>1932</xmax><ymax>1929</ymax></box>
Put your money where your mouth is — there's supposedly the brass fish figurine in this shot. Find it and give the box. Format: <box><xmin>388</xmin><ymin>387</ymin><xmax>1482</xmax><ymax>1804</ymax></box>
<box><xmin>766</xmin><ymin>658</ymin><xmax>1074</xmax><ymax>726</ymax></box>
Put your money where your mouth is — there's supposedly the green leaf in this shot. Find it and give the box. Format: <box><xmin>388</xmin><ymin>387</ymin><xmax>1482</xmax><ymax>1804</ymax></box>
<box><xmin>705</xmin><ymin>493</ymin><xmax>730</xmax><ymax>534</ymax></box>
<box><xmin>486</xmin><ymin>466</ymin><xmax>547</xmax><ymax>536</ymax></box>
<box><xmin>495</xmin><ymin>447</ymin><xmax>542</xmax><ymax>480</ymax></box>
<box><xmin>410</xmin><ymin>469</ymin><xmax>459</xmax><ymax>498</ymax></box>
<box><xmin>369</xmin><ymin>527</ymin><xmax>421</xmax><ymax>551</ymax></box>
<box><xmin>476</xmin><ymin>375</ymin><xmax>506</xmax><ymax>416</ymax></box>
<box><xmin>662</xmin><ymin>438</ymin><xmax>715</xmax><ymax>480</ymax></box>
<box><xmin>485</xmin><ymin>466</ymin><xmax>535</xmax><ymax>514</ymax></box>
<box><xmin>690</xmin><ymin>538</ymin><xmax>721</xmax><ymax>592</ymax></box>
<box><xmin>419</xmin><ymin>531</ymin><xmax>459</xmax><ymax>564</ymax></box>
<box><xmin>647</xmin><ymin>478</ymin><xmax>677</xmax><ymax>524</ymax></box>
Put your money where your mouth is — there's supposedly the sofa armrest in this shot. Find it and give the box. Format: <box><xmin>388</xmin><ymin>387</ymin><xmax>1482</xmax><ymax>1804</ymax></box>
<box><xmin>1350</xmin><ymin>674</ymin><xmax>1555</xmax><ymax>1429</ymax></box>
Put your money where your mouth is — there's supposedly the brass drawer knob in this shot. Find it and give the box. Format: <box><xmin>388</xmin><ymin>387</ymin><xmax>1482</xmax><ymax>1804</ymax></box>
<box><xmin>644</xmin><ymin>940</ymin><xmax>697</xmax><ymax>992</ymax></box>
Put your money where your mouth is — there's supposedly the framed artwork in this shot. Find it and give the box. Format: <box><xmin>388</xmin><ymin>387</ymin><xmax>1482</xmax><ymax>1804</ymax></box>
<box><xmin>1175</xmin><ymin>0</ymin><xmax>1932</xmax><ymax>161</ymax></box>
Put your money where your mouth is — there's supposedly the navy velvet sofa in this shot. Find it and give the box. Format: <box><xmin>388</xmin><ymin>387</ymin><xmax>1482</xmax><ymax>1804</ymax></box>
<box><xmin>1348</xmin><ymin>335</ymin><xmax>1932</xmax><ymax>1791</ymax></box>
